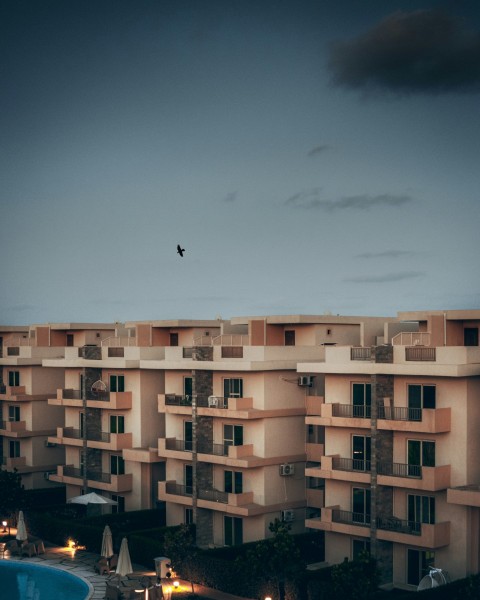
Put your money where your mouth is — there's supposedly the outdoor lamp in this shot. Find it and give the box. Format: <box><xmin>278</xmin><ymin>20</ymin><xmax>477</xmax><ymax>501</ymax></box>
<box><xmin>265</xmin><ymin>596</ymin><xmax>272</xmax><ymax>600</ymax></box>
<box><xmin>2</xmin><ymin>520</ymin><xmax>7</xmax><ymax>532</ymax></box>
<box><xmin>173</xmin><ymin>581</ymin><xmax>179</xmax><ymax>589</ymax></box>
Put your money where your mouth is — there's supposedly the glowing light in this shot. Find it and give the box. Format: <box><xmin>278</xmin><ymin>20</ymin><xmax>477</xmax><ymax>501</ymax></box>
<box><xmin>173</xmin><ymin>581</ymin><xmax>179</xmax><ymax>589</ymax></box>
<box><xmin>2</xmin><ymin>520</ymin><xmax>7</xmax><ymax>532</ymax></box>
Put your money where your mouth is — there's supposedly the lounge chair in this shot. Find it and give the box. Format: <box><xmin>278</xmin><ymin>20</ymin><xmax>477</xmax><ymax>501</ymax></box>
<box><xmin>21</xmin><ymin>542</ymin><xmax>37</xmax><ymax>557</ymax></box>
<box><xmin>6</xmin><ymin>540</ymin><xmax>21</xmax><ymax>556</ymax></box>
<box><xmin>96</xmin><ymin>557</ymin><xmax>110</xmax><ymax>575</ymax></box>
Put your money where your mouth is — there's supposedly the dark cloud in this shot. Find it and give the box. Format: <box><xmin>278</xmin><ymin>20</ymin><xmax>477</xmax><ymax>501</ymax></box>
<box><xmin>328</xmin><ymin>10</ymin><xmax>480</xmax><ymax>95</ymax></box>
<box><xmin>355</xmin><ymin>250</ymin><xmax>420</xmax><ymax>259</ymax></box>
<box><xmin>307</xmin><ymin>145</ymin><xmax>331</xmax><ymax>157</ymax></box>
<box><xmin>345</xmin><ymin>271</ymin><xmax>425</xmax><ymax>283</ymax></box>
<box><xmin>222</xmin><ymin>191</ymin><xmax>238</xmax><ymax>203</ymax></box>
<box><xmin>285</xmin><ymin>190</ymin><xmax>412</xmax><ymax>211</ymax></box>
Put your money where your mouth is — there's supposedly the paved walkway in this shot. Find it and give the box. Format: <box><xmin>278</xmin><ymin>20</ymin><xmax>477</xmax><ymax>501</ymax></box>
<box><xmin>2</xmin><ymin>540</ymin><xmax>252</xmax><ymax>600</ymax></box>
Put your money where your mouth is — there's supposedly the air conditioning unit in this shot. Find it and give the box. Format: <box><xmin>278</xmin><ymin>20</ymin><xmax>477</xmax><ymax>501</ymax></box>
<box><xmin>208</xmin><ymin>396</ymin><xmax>219</xmax><ymax>408</ymax></box>
<box><xmin>44</xmin><ymin>441</ymin><xmax>57</xmax><ymax>448</ymax></box>
<box><xmin>298</xmin><ymin>376</ymin><xmax>313</xmax><ymax>387</ymax></box>
<box><xmin>282</xmin><ymin>509</ymin><xmax>295</xmax><ymax>522</ymax></box>
<box><xmin>280</xmin><ymin>463</ymin><xmax>295</xmax><ymax>476</ymax></box>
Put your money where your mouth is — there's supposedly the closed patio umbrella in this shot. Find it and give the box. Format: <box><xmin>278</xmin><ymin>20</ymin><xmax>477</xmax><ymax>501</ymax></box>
<box><xmin>16</xmin><ymin>510</ymin><xmax>27</xmax><ymax>542</ymax></box>
<box><xmin>101</xmin><ymin>525</ymin><xmax>114</xmax><ymax>558</ymax></box>
<box><xmin>116</xmin><ymin>537</ymin><xmax>133</xmax><ymax>577</ymax></box>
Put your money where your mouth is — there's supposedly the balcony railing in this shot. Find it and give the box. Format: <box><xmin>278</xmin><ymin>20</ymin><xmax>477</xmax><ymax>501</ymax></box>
<box><xmin>350</xmin><ymin>347</ymin><xmax>373</xmax><ymax>361</ymax></box>
<box><xmin>63</xmin><ymin>466</ymin><xmax>113</xmax><ymax>484</ymax></box>
<box><xmin>165</xmin><ymin>394</ymin><xmax>193</xmax><ymax>407</ymax></box>
<box><xmin>198</xmin><ymin>488</ymin><xmax>229</xmax><ymax>503</ymax></box>
<box><xmin>332</xmin><ymin>457</ymin><xmax>371</xmax><ymax>472</ymax></box>
<box><xmin>165</xmin><ymin>439</ymin><xmax>193</xmax><ymax>452</ymax></box>
<box><xmin>197</xmin><ymin>441</ymin><xmax>229</xmax><ymax>457</ymax></box>
<box><xmin>61</xmin><ymin>388</ymin><xmax>110</xmax><ymax>401</ymax></box>
<box><xmin>377</xmin><ymin>461</ymin><xmax>422</xmax><ymax>478</ymax></box>
<box><xmin>78</xmin><ymin>346</ymin><xmax>101</xmax><ymax>360</ymax></box>
<box><xmin>62</xmin><ymin>428</ymin><xmax>113</xmax><ymax>443</ymax></box>
<box><xmin>332</xmin><ymin>509</ymin><xmax>421</xmax><ymax>535</ymax></box>
<box><xmin>405</xmin><ymin>347</ymin><xmax>436</xmax><ymax>361</ymax></box>
<box><xmin>165</xmin><ymin>481</ymin><xmax>193</xmax><ymax>497</ymax></box>
<box><xmin>392</xmin><ymin>332</ymin><xmax>431</xmax><ymax>346</ymax></box>
<box><xmin>332</xmin><ymin>404</ymin><xmax>371</xmax><ymax>419</ymax></box>
<box><xmin>379</xmin><ymin>406</ymin><xmax>422</xmax><ymax>421</ymax></box>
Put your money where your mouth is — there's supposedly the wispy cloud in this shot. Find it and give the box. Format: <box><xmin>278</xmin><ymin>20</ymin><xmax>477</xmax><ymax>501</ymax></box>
<box><xmin>328</xmin><ymin>10</ymin><xmax>480</xmax><ymax>95</ymax></box>
<box><xmin>222</xmin><ymin>191</ymin><xmax>238</xmax><ymax>203</ymax></box>
<box><xmin>355</xmin><ymin>250</ymin><xmax>421</xmax><ymax>259</ymax></box>
<box><xmin>307</xmin><ymin>145</ymin><xmax>331</xmax><ymax>157</ymax></box>
<box><xmin>345</xmin><ymin>271</ymin><xmax>425</xmax><ymax>283</ymax></box>
<box><xmin>285</xmin><ymin>190</ymin><xmax>413</xmax><ymax>211</ymax></box>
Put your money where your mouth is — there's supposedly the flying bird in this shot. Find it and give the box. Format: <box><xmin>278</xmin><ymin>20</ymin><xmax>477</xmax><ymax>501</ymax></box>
<box><xmin>177</xmin><ymin>244</ymin><xmax>185</xmax><ymax>257</ymax></box>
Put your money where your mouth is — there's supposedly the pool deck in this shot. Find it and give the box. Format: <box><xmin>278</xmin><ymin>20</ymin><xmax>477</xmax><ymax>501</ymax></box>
<box><xmin>1</xmin><ymin>539</ymin><xmax>252</xmax><ymax>600</ymax></box>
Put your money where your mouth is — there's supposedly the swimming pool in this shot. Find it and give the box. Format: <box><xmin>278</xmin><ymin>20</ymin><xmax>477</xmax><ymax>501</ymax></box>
<box><xmin>0</xmin><ymin>560</ymin><xmax>91</xmax><ymax>600</ymax></box>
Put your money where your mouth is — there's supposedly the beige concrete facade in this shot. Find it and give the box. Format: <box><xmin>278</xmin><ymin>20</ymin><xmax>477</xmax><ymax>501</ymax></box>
<box><xmin>300</xmin><ymin>310</ymin><xmax>480</xmax><ymax>589</ymax></box>
<box><xmin>4</xmin><ymin>309</ymin><xmax>480</xmax><ymax>588</ymax></box>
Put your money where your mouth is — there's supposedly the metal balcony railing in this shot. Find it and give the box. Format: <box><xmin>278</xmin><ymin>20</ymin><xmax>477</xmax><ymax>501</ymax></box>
<box><xmin>377</xmin><ymin>461</ymin><xmax>422</xmax><ymax>478</ymax></box>
<box><xmin>379</xmin><ymin>406</ymin><xmax>422</xmax><ymax>421</ymax></box>
<box><xmin>332</xmin><ymin>404</ymin><xmax>371</xmax><ymax>419</ymax></box>
<box><xmin>332</xmin><ymin>510</ymin><xmax>421</xmax><ymax>535</ymax></box>
<box><xmin>197</xmin><ymin>441</ymin><xmax>229</xmax><ymax>457</ymax></box>
<box><xmin>332</xmin><ymin>457</ymin><xmax>371</xmax><ymax>472</ymax></box>
<box><xmin>165</xmin><ymin>394</ymin><xmax>193</xmax><ymax>406</ymax></box>
<box><xmin>165</xmin><ymin>439</ymin><xmax>193</xmax><ymax>452</ymax></box>
<box><xmin>62</xmin><ymin>428</ymin><xmax>113</xmax><ymax>443</ymax></box>
<box><xmin>62</xmin><ymin>466</ymin><xmax>112</xmax><ymax>483</ymax></box>
<box><xmin>198</xmin><ymin>488</ymin><xmax>229</xmax><ymax>503</ymax></box>
<box><xmin>165</xmin><ymin>482</ymin><xmax>193</xmax><ymax>497</ymax></box>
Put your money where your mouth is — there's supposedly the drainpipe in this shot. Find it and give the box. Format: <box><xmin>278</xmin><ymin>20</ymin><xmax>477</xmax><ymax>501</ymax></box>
<box><xmin>82</xmin><ymin>365</ymin><xmax>88</xmax><ymax>494</ymax></box>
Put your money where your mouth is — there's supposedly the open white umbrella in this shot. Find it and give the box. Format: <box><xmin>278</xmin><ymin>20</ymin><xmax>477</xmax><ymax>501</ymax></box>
<box><xmin>116</xmin><ymin>537</ymin><xmax>133</xmax><ymax>577</ymax></box>
<box><xmin>16</xmin><ymin>510</ymin><xmax>27</xmax><ymax>542</ymax></box>
<box><xmin>67</xmin><ymin>492</ymin><xmax>118</xmax><ymax>505</ymax></box>
<box><xmin>101</xmin><ymin>525</ymin><xmax>114</xmax><ymax>558</ymax></box>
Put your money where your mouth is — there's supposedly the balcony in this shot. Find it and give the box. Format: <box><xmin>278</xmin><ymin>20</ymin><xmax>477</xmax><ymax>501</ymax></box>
<box><xmin>123</xmin><ymin>447</ymin><xmax>163</xmax><ymax>463</ymax></box>
<box><xmin>51</xmin><ymin>464</ymin><xmax>132</xmax><ymax>493</ymax></box>
<box><xmin>405</xmin><ymin>347</ymin><xmax>436</xmax><ymax>361</ymax></box>
<box><xmin>51</xmin><ymin>427</ymin><xmax>132</xmax><ymax>451</ymax></box>
<box><xmin>318</xmin><ymin>506</ymin><xmax>450</xmax><ymax>548</ymax></box>
<box><xmin>0</xmin><ymin>456</ymin><xmax>27</xmax><ymax>469</ymax></box>
<box><xmin>0</xmin><ymin>385</ymin><xmax>27</xmax><ymax>397</ymax></box>
<box><xmin>316</xmin><ymin>403</ymin><xmax>450</xmax><ymax>433</ymax></box>
<box><xmin>306</xmin><ymin>396</ymin><xmax>324</xmax><ymax>417</ymax></box>
<box><xmin>0</xmin><ymin>420</ymin><xmax>27</xmax><ymax>435</ymax></box>
<box><xmin>350</xmin><ymin>347</ymin><xmax>373</xmax><ymax>361</ymax></box>
<box><xmin>392</xmin><ymin>332</ymin><xmax>431</xmax><ymax>346</ymax></box>
<box><xmin>306</xmin><ymin>486</ymin><xmax>324</xmax><ymax>509</ymax></box>
<box><xmin>378</xmin><ymin>463</ymin><xmax>451</xmax><ymax>491</ymax></box>
<box><xmin>158</xmin><ymin>437</ymin><xmax>193</xmax><ymax>459</ymax></box>
<box><xmin>158</xmin><ymin>481</ymin><xmax>193</xmax><ymax>506</ymax></box>
<box><xmin>306</xmin><ymin>443</ymin><xmax>324</xmax><ymax>463</ymax></box>
<box><xmin>447</xmin><ymin>485</ymin><xmax>480</xmax><ymax>507</ymax></box>
<box><xmin>51</xmin><ymin>389</ymin><xmax>132</xmax><ymax>410</ymax></box>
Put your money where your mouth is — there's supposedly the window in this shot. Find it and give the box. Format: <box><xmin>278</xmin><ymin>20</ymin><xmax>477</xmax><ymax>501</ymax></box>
<box><xmin>184</xmin><ymin>377</ymin><xmax>193</xmax><ymax>400</ymax></box>
<box><xmin>109</xmin><ymin>375</ymin><xmax>125</xmax><ymax>393</ymax></box>
<box><xmin>170</xmin><ymin>333</ymin><xmax>179</xmax><ymax>347</ymax></box>
<box><xmin>9</xmin><ymin>440</ymin><xmax>20</xmax><ymax>458</ymax></box>
<box><xmin>224</xmin><ymin>516</ymin><xmax>243</xmax><ymax>546</ymax></box>
<box><xmin>112</xmin><ymin>495</ymin><xmax>125</xmax><ymax>514</ymax></box>
<box><xmin>223</xmin><ymin>424</ymin><xmax>243</xmax><ymax>448</ymax></box>
<box><xmin>224</xmin><ymin>470</ymin><xmax>243</xmax><ymax>494</ymax></box>
<box><xmin>110</xmin><ymin>455</ymin><xmax>125</xmax><ymax>475</ymax></box>
<box><xmin>352</xmin><ymin>539</ymin><xmax>370</xmax><ymax>560</ymax></box>
<box><xmin>184</xmin><ymin>508</ymin><xmax>193</xmax><ymax>525</ymax></box>
<box><xmin>408</xmin><ymin>494</ymin><xmax>435</xmax><ymax>526</ymax></box>
<box><xmin>184</xmin><ymin>464</ymin><xmax>193</xmax><ymax>496</ymax></box>
<box><xmin>408</xmin><ymin>440</ymin><xmax>435</xmax><ymax>476</ymax></box>
<box><xmin>407</xmin><ymin>549</ymin><xmax>435</xmax><ymax>586</ymax></box>
<box><xmin>352</xmin><ymin>487</ymin><xmax>370</xmax><ymax>524</ymax></box>
<box><xmin>66</xmin><ymin>334</ymin><xmax>74</xmax><ymax>347</ymax></box>
<box><xmin>223</xmin><ymin>378</ymin><xmax>243</xmax><ymax>398</ymax></box>
<box><xmin>8</xmin><ymin>371</ymin><xmax>20</xmax><ymax>386</ymax></box>
<box><xmin>184</xmin><ymin>421</ymin><xmax>193</xmax><ymax>451</ymax></box>
<box><xmin>352</xmin><ymin>383</ymin><xmax>371</xmax><ymax>418</ymax></box>
<box><xmin>79</xmin><ymin>412</ymin><xmax>85</xmax><ymax>437</ymax></box>
<box><xmin>110</xmin><ymin>415</ymin><xmax>125</xmax><ymax>434</ymax></box>
<box><xmin>464</xmin><ymin>328</ymin><xmax>479</xmax><ymax>347</ymax></box>
<box><xmin>8</xmin><ymin>405</ymin><xmax>20</xmax><ymax>422</ymax></box>
<box><xmin>284</xmin><ymin>330</ymin><xmax>295</xmax><ymax>346</ymax></box>
<box><xmin>408</xmin><ymin>384</ymin><xmax>436</xmax><ymax>414</ymax></box>
<box><xmin>352</xmin><ymin>435</ymin><xmax>371</xmax><ymax>471</ymax></box>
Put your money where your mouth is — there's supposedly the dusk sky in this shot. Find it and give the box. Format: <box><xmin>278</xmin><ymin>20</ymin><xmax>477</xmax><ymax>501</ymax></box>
<box><xmin>1</xmin><ymin>0</ymin><xmax>479</xmax><ymax>325</ymax></box>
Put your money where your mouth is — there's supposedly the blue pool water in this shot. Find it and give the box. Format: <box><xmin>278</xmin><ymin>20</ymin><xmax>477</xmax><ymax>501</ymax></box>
<box><xmin>0</xmin><ymin>561</ymin><xmax>90</xmax><ymax>600</ymax></box>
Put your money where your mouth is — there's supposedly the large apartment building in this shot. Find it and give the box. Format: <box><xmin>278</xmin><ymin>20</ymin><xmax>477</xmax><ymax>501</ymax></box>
<box><xmin>300</xmin><ymin>310</ymin><xmax>480</xmax><ymax>589</ymax></box>
<box><xmin>2</xmin><ymin>309</ymin><xmax>479</xmax><ymax>590</ymax></box>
